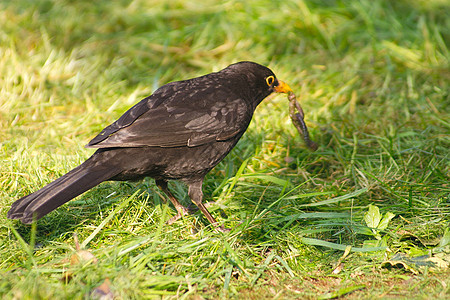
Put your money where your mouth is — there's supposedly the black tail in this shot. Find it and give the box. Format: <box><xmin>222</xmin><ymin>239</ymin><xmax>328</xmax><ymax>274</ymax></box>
<box><xmin>7</xmin><ymin>156</ymin><xmax>120</xmax><ymax>224</ymax></box>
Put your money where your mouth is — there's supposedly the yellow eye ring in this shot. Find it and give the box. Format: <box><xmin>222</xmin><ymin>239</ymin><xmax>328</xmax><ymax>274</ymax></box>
<box><xmin>266</xmin><ymin>76</ymin><xmax>275</xmax><ymax>86</ymax></box>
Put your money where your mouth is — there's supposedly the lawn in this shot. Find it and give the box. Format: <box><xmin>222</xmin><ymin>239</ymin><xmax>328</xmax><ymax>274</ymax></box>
<box><xmin>0</xmin><ymin>0</ymin><xmax>449</xmax><ymax>298</ymax></box>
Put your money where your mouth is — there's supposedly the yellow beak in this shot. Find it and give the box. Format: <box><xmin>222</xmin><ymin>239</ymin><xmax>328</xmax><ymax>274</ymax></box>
<box><xmin>274</xmin><ymin>80</ymin><xmax>293</xmax><ymax>93</ymax></box>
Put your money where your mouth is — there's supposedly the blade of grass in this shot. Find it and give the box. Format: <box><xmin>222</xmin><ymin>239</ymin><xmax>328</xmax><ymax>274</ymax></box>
<box><xmin>298</xmin><ymin>188</ymin><xmax>368</xmax><ymax>207</ymax></box>
<box><xmin>301</xmin><ymin>237</ymin><xmax>387</xmax><ymax>252</ymax></box>
<box><xmin>81</xmin><ymin>189</ymin><xmax>140</xmax><ymax>248</ymax></box>
<box><xmin>8</xmin><ymin>224</ymin><xmax>37</xmax><ymax>268</ymax></box>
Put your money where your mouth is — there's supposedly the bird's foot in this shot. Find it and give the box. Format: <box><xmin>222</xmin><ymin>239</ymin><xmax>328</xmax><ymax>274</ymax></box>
<box><xmin>216</xmin><ymin>225</ymin><xmax>231</xmax><ymax>233</ymax></box>
<box><xmin>167</xmin><ymin>205</ymin><xmax>191</xmax><ymax>225</ymax></box>
<box><xmin>185</xmin><ymin>204</ymin><xmax>199</xmax><ymax>213</ymax></box>
<box><xmin>167</xmin><ymin>214</ymin><xmax>181</xmax><ymax>225</ymax></box>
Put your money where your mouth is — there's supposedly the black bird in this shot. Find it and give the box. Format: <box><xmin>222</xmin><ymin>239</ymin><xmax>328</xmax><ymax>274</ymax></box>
<box><xmin>7</xmin><ymin>61</ymin><xmax>293</xmax><ymax>232</ymax></box>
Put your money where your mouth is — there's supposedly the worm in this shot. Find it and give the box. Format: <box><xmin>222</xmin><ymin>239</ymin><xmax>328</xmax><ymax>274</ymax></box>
<box><xmin>288</xmin><ymin>92</ymin><xmax>318</xmax><ymax>151</ymax></box>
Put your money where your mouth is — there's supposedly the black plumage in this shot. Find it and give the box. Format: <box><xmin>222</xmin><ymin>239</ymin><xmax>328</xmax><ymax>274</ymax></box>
<box><xmin>7</xmin><ymin>61</ymin><xmax>293</xmax><ymax>232</ymax></box>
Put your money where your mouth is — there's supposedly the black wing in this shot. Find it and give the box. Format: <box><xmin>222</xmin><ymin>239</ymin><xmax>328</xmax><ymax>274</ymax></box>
<box><xmin>86</xmin><ymin>80</ymin><xmax>251</xmax><ymax>148</ymax></box>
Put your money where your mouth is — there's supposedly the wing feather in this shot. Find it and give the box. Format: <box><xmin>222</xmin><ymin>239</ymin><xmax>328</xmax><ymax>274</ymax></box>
<box><xmin>86</xmin><ymin>80</ymin><xmax>251</xmax><ymax>149</ymax></box>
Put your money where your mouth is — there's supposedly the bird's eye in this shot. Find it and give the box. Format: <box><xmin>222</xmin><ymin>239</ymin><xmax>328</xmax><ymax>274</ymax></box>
<box><xmin>265</xmin><ymin>76</ymin><xmax>275</xmax><ymax>86</ymax></box>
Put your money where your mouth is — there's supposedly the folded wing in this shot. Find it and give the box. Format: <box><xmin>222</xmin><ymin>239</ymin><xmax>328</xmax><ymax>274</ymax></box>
<box><xmin>86</xmin><ymin>81</ymin><xmax>251</xmax><ymax>149</ymax></box>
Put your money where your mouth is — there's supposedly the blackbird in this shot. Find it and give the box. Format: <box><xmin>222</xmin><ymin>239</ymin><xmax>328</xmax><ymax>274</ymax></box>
<box><xmin>7</xmin><ymin>61</ymin><xmax>293</xmax><ymax>232</ymax></box>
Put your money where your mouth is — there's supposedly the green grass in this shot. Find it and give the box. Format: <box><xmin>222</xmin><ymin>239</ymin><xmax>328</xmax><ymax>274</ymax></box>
<box><xmin>1</xmin><ymin>0</ymin><xmax>449</xmax><ymax>298</ymax></box>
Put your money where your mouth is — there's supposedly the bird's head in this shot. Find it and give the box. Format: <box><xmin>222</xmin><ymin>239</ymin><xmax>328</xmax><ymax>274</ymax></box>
<box><xmin>223</xmin><ymin>61</ymin><xmax>292</xmax><ymax>103</ymax></box>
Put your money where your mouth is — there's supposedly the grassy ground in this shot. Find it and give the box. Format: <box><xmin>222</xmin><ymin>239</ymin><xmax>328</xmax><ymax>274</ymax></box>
<box><xmin>1</xmin><ymin>0</ymin><xmax>449</xmax><ymax>298</ymax></box>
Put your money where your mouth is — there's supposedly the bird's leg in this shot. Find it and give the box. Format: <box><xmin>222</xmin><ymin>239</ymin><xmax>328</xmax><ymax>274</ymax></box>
<box><xmin>155</xmin><ymin>179</ymin><xmax>194</xmax><ymax>225</ymax></box>
<box><xmin>188</xmin><ymin>180</ymin><xmax>230</xmax><ymax>233</ymax></box>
